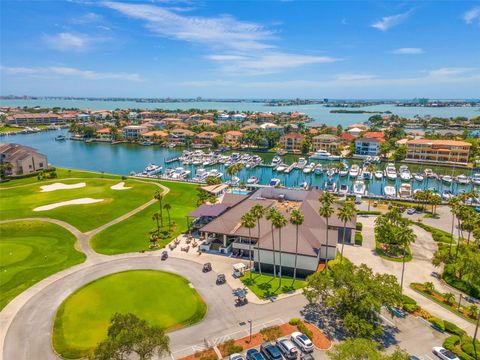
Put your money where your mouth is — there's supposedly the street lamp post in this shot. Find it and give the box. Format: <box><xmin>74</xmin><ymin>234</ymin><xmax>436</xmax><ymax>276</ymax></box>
<box><xmin>248</xmin><ymin>320</ymin><xmax>252</xmax><ymax>343</ymax></box>
<box><xmin>458</xmin><ymin>294</ymin><xmax>462</xmax><ymax>311</ymax></box>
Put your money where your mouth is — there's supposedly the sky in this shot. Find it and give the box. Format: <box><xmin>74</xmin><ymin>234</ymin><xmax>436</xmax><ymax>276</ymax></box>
<box><xmin>1</xmin><ymin>0</ymin><xmax>479</xmax><ymax>99</ymax></box>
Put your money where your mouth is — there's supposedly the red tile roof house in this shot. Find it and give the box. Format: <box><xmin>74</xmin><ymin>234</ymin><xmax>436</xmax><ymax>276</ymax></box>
<box><xmin>224</xmin><ymin>130</ymin><xmax>243</xmax><ymax>148</ymax></box>
<box><xmin>194</xmin><ymin>131</ymin><xmax>221</xmax><ymax>148</ymax></box>
<box><xmin>96</xmin><ymin>128</ymin><xmax>113</xmax><ymax>141</ymax></box>
<box><xmin>354</xmin><ymin>132</ymin><xmax>385</xmax><ymax>157</ymax></box>
<box><xmin>168</xmin><ymin>129</ymin><xmax>195</xmax><ymax>145</ymax></box>
<box><xmin>280</xmin><ymin>132</ymin><xmax>306</xmax><ymax>152</ymax></box>
<box><xmin>191</xmin><ymin>187</ymin><xmax>356</xmax><ymax>277</ymax></box>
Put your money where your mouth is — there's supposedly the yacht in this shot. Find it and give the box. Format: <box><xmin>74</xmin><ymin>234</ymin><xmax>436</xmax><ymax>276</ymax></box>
<box><xmin>247</xmin><ymin>176</ymin><xmax>259</xmax><ymax>185</ymax></box>
<box><xmin>442</xmin><ymin>189</ymin><xmax>453</xmax><ymax>200</ymax></box>
<box><xmin>399</xmin><ymin>165</ymin><xmax>412</xmax><ymax>181</ymax></box>
<box><xmin>441</xmin><ymin>175</ymin><xmax>453</xmax><ymax>184</ymax></box>
<box><xmin>339</xmin><ymin>165</ymin><xmax>349</xmax><ymax>177</ymax></box>
<box><xmin>384</xmin><ymin>163</ymin><xmax>397</xmax><ymax>181</ymax></box>
<box><xmin>339</xmin><ymin>184</ymin><xmax>349</xmax><ymax>196</ymax></box>
<box><xmin>208</xmin><ymin>169</ymin><xmax>223</xmax><ymax>179</ymax></box>
<box><xmin>384</xmin><ymin>186</ymin><xmax>396</xmax><ymax>197</ymax></box>
<box><xmin>276</xmin><ymin>163</ymin><xmax>288</xmax><ymax>172</ymax></box>
<box><xmin>193</xmin><ymin>168</ymin><xmax>208</xmax><ymax>181</ymax></box>
<box><xmin>349</xmin><ymin>164</ymin><xmax>360</xmax><ymax>178</ymax></box>
<box><xmin>171</xmin><ymin>167</ymin><xmax>190</xmax><ymax>180</ymax></box>
<box><xmin>227</xmin><ymin>176</ymin><xmax>240</xmax><ymax>186</ymax></box>
<box><xmin>472</xmin><ymin>173</ymin><xmax>480</xmax><ymax>186</ymax></box>
<box><xmin>142</xmin><ymin>164</ymin><xmax>162</xmax><ymax>176</ymax></box>
<box><xmin>269</xmin><ymin>178</ymin><xmax>281</xmax><ymax>187</ymax></box>
<box><xmin>55</xmin><ymin>135</ymin><xmax>66</xmax><ymax>141</ymax></box>
<box><xmin>303</xmin><ymin>162</ymin><xmax>315</xmax><ymax>174</ymax></box>
<box><xmin>327</xmin><ymin>168</ymin><xmax>335</xmax><ymax>178</ymax></box>
<box><xmin>310</xmin><ymin>150</ymin><xmax>331</xmax><ymax>160</ymax></box>
<box><xmin>271</xmin><ymin>156</ymin><xmax>282</xmax><ymax>166</ymax></box>
<box><xmin>328</xmin><ymin>154</ymin><xmax>342</xmax><ymax>161</ymax></box>
<box><xmin>296</xmin><ymin>157</ymin><xmax>307</xmax><ymax>169</ymax></box>
<box><xmin>456</xmin><ymin>174</ymin><xmax>470</xmax><ymax>185</ymax></box>
<box><xmin>325</xmin><ymin>179</ymin><xmax>337</xmax><ymax>193</ymax></box>
<box><xmin>424</xmin><ymin>168</ymin><xmax>435</xmax><ymax>178</ymax></box>
<box><xmin>399</xmin><ymin>183</ymin><xmax>412</xmax><ymax>198</ymax></box>
<box><xmin>314</xmin><ymin>164</ymin><xmax>323</xmax><ymax>175</ymax></box>
<box><xmin>353</xmin><ymin>180</ymin><xmax>366</xmax><ymax>195</ymax></box>
<box><xmin>374</xmin><ymin>170</ymin><xmax>383</xmax><ymax>180</ymax></box>
<box><xmin>413</xmin><ymin>173</ymin><xmax>424</xmax><ymax>182</ymax></box>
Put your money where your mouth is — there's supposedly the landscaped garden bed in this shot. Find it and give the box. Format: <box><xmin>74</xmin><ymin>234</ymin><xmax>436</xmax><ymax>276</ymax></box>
<box><xmin>240</xmin><ymin>273</ymin><xmax>306</xmax><ymax>299</ymax></box>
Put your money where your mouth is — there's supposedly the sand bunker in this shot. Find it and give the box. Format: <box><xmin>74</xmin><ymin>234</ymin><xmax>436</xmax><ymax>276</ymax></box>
<box><xmin>110</xmin><ymin>182</ymin><xmax>131</xmax><ymax>190</ymax></box>
<box><xmin>40</xmin><ymin>182</ymin><xmax>86</xmax><ymax>192</ymax></box>
<box><xmin>33</xmin><ymin>198</ymin><xmax>104</xmax><ymax>211</ymax></box>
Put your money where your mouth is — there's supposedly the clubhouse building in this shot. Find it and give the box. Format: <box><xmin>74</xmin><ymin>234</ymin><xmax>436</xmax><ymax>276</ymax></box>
<box><xmin>188</xmin><ymin>187</ymin><xmax>356</xmax><ymax>278</ymax></box>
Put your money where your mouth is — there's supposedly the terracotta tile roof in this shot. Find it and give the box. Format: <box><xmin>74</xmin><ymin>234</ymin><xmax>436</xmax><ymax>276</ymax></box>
<box><xmin>406</xmin><ymin>139</ymin><xmax>471</xmax><ymax>146</ymax></box>
<box><xmin>340</xmin><ymin>132</ymin><xmax>355</xmax><ymax>141</ymax></box>
<box><xmin>96</xmin><ymin>128</ymin><xmax>111</xmax><ymax>134</ymax></box>
<box><xmin>143</xmin><ymin>130</ymin><xmax>168</xmax><ymax>137</ymax></box>
<box><xmin>282</xmin><ymin>132</ymin><xmax>305</xmax><ymax>139</ymax></box>
<box><xmin>225</xmin><ymin>130</ymin><xmax>242</xmax><ymax>136</ymax></box>
<box><xmin>363</xmin><ymin>132</ymin><xmax>385</xmax><ymax>140</ymax></box>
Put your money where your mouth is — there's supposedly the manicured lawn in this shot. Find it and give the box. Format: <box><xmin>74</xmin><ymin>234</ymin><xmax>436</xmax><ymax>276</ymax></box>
<box><xmin>0</xmin><ymin>177</ymin><xmax>158</xmax><ymax>232</ymax></box>
<box><xmin>375</xmin><ymin>239</ymin><xmax>412</xmax><ymax>262</ymax></box>
<box><xmin>241</xmin><ymin>272</ymin><xmax>306</xmax><ymax>299</ymax></box>
<box><xmin>0</xmin><ymin>221</ymin><xmax>86</xmax><ymax>310</ymax></box>
<box><xmin>91</xmin><ymin>181</ymin><xmax>198</xmax><ymax>254</ymax></box>
<box><xmin>0</xmin><ymin>125</ymin><xmax>24</xmax><ymax>133</ymax></box>
<box><xmin>53</xmin><ymin>270</ymin><xmax>207</xmax><ymax>359</ymax></box>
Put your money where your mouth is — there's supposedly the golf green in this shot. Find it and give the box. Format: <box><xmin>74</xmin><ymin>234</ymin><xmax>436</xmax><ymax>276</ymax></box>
<box><xmin>0</xmin><ymin>178</ymin><xmax>159</xmax><ymax>232</ymax></box>
<box><xmin>52</xmin><ymin>270</ymin><xmax>207</xmax><ymax>359</ymax></box>
<box><xmin>0</xmin><ymin>221</ymin><xmax>86</xmax><ymax>310</ymax></box>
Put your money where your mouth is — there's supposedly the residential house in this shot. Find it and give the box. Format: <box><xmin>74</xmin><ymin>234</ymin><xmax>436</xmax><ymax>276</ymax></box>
<box><xmin>169</xmin><ymin>128</ymin><xmax>195</xmax><ymax>145</ymax></box>
<box><xmin>194</xmin><ymin>131</ymin><xmax>221</xmax><ymax>147</ymax></box>
<box><xmin>354</xmin><ymin>132</ymin><xmax>385</xmax><ymax>157</ymax></box>
<box><xmin>192</xmin><ymin>188</ymin><xmax>356</xmax><ymax>277</ymax></box>
<box><xmin>198</xmin><ymin>119</ymin><xmax>216</xmax><ymax>127</ymax></box>
<box><xmin>0</xmin><ymin>143</ymin><xmax>48</xmax><ymax>176</ymax></box>
<box><xmin>122</xmin><ymin>125</ymin><xmax>148</xmax><ymax>140</ymax></box>
<box><xmin>260</xmin><ymin>123</ymin><xmax>284</xmax><ymax>132</ymax></box>
<box><xmin>280</xmin><ymin>132</ymin><xmax>305</xmax><ymax>152</ymax></box>
<box><xmin>405</xmin><ymin>139</ymin><xmax>471</xmax><ymax>165</ymax></box>
<box><xmin>96</xmin><ymin>128</ymin><xmax>113</xmax><ymax>141</ymax></box>
<box><xmin>142</xmin><ymin>130</ymin><xmax>169</xmax><ymax>143</ymax></box>
<box><xmin>224</xmin><ymin>130</ymin><xmax>243</xmax><ymax>148</ymax></box>
<box><xmin>312</xmin><ymin>134</ymin><xmax>342</xmax><ymax>154</ymax></box>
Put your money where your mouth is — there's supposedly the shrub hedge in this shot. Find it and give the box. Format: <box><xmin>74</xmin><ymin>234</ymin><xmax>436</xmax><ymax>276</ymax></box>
<box><xmin>444</xmin><ymin>320</ymin><xmax>466</xmax><ymax>336</ymax></box>
<box><xmin>354</xmin><ymin>232</ymin><xmax>363</xmax><ymax>246</ymax></box>
<box><xmin>430</xmin><ymin>317</ymin><xmax>445</xmax><ymax>331</ymax></box>
<box><xmin>356</xmin><ymin>222</ymin><xmax>363</xmax><ymax>231</ymax></box>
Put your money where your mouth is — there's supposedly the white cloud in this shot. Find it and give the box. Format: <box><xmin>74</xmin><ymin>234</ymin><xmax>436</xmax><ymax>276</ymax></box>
<box><xmin>333</xmin><ymin>73</ymin><xmax>378</xmax><ymax>81</ymax></box>
<box><xmin>372</xmin><ymin>10</ymin><xmax>412</xmax><ymax>31</ymax></box>
<box><xmin>1</xmin><ymin>66</ymin><xmax>141</xmax><ymax>81</ymax></box>
<box><xmin>103</xmin><ymin>1</ymin><xmax>339</xmax><ymax>74</ymax></box>
<box><xmin>463</xmin><ymin>6</ymin><xmax>480</xmax><ymax>25</ymax></box>
<box><xmin>392</xmin><ymin>47</ymin><xmax>424</xmax><ymax>55</ymax></box>
<box><xmin>42</xmin><ymin>32</ymin><xmax>93</xmax><ymax>52</ymax></box>
<box><xmin>427</xmin><ymin>67</ymin><xmax>475</xmax><ymax>77</ymax></box>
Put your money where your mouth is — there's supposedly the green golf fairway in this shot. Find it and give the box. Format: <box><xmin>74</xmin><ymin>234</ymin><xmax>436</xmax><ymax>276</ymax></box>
<box><xmin>52</xmin><ymin>270</ymin><xmax>207</xmax><ymax>359</ymax></box>
<box><xmin>0</xmin><ymin>221</ymin><xmax>86</xmax><ymax>309</ymax></box>
<box><xmin>0</xmin><ymin>178</ymin><xmax>158</xmax><ymax>232</ymax></box>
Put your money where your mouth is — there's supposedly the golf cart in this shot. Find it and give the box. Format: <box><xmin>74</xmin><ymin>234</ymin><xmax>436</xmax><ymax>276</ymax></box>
<box><xmin>202</xmin><ymin>262</ymin><xmax>212</xmax><ymax>273</ymax></box>
<box><xmin>235</xmin><ymin>295</ymin><xmax>248</xmax><ymax>306</ymax></box>
<box><xmin>232</xmin><ymin>263</ymin><xmax>247</xmax><ymax>278</ymax></box>
<box><xmin>216</xmin><ymin>273</ymin><xmax>226</xmax><ymax>285</ymax></box>
<box><xmin>161</xmin><ymin>251</ymin><xmax>168</xmax><ymax>260</ymax></box>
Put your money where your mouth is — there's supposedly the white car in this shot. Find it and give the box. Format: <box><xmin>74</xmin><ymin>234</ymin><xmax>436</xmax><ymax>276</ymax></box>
<box><xmin>432</xmin><ymin>347</ymin><xmax>460</xmax><ymax>360</ymax></box>
<box><xmin>229</xmin><ymin>354</ymin><xmax>246</xmax><ymax>360</ymax></box>
<box><xmin>290</xmin><ymin>331</ymin><xmax>314</xmax><ymax>353</ymax></box>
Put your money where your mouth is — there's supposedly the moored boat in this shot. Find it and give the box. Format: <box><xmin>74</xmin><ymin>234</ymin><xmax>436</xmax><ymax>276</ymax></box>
<box><xmin>353</xmin><ymin>180</ymin><xmax>366</xmax><ymax>195</ymax></box>
<box><xmin>399</xmin><ymin>183</ymin><xmax>412</xmax><ymax>198</ymax></box>
<box><xmin>269</xmin><ymin>178</ymin><xmax>281</xmax><ymax>187</ymax></box>
<box><xmin>384</xmin><ymin>186</ymin><xmax>396</xmax><ymax>197</ymax></box>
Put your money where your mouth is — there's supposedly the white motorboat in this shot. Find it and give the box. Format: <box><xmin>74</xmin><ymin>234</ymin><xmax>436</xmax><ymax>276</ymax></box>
<box><xmin>325</xmin><ymin>179</ymin><xmax>337</xmax><ymax>193</ymax></box>
<box><xmin>327</xmin><ymin>168</ymin><xmax>335</xmax><ymax>178</ymax></box>
<box><xmin>456</xmin><ymin>174</ymin><xmax>470</xmax><ymax>185</ymax></box>
<box><xmin>353</xmin><ymin>180</ymin><xmax>366</xmax><ymax>195</ymax></box>
<box><xmin>424</xmin><ymin>168</ymin><xmax>435</xmax><ymax>178</ymax></box>
<box><xmin>271</xmin><ymin>156</ymin><xmax>282</xmax><ymax>166</ymax></box>
<box><xmin>441</xmin><ymin>175</ymin><xmax>453</xmax><ymax>184</ymax></box>
<box><xmin>374</xmin><ymin>170</ymin><xmax>383</xmax><ymax>180</ymax></box>
<box><xmin>247</xmin><ymin>176</ymin><xmax>259</xmax><ymax>184</ymax></box>
<box><xmin>399</xmin><ymin>183</ymin><xmax>412</xmax><ymax>198</ymax></box>
<box><xmin>171</xmin><ymin>167</ymin><xmax>190</xmax><ymax>179</ymax></box>
<box><xmin>349</xmin><ymin>164</ymin><xmax>360</xmax><ymax>177</ymax></box>
<box><xmin>384</xmin><ymin>186</ymin><xmax>396</xmax><ymax>197</ymax></box>
<box><xmin>303</xmin><ymin>162</ymin><xmax>315</xmax><ymax>174</ymax></box>
<box><xmin>309</xmin><ymin>150</ymin><xmax>331</xmax><ymax>160</ymax></box>
<box><xmin>413</xmin><ymin>173</ymin><xmax>424</xmax><ymax>182</ymax></box>
<box><xmin>314</xmin><ymin>164</ymin><xmax>323</xmax><ymax>175</ymax></box>
<box><xmin>276</xmin><ymin>163</ymin><xmax>288</xmax><ymax>172</ymax></box>
<box><xmin>193</xmin><ymin>168</ymin><xmax>208</xmax><ymax>181</ymax></box>
<box><xmin>143</xmin><ymin>164</ymin><xmax>163</xmax><ymax>176</ymax></box>
<box><xmin>472</xmin><ymin>173</ymin><xmax>480</xmax><ymax>186</ymax></box>
<box><xmin>442</xmin><ymin>190</ymin><xmax>453</xmax><ymax>200</ymax></box>
<box><xmin>339</xmin><ymin>184</ymin><xmax>348</xmax><ymax>196</ymax></box>
<box><xmin>399</xmin><ymin>165</ymin><xmax>412</xmax><ymax>181</ymax></box>
<box><xmin>227</xmin><ymin>176</ymin><xmax>240</xmax><ymax>186</ymax></box>
<box><xmin>208</xmin><ymin>169</ymin><xmax>223</xmax><ymax>179</ymax></box>
<box><xmin>385</xmin><ymin>163</ymin><xmax>397</xmax><ymax>181</ymax></box>
<box><xmin>327</xmin><ymin>155</ymin><xmax>342</xmax><ymax>161</ymax></box>
<box><xmin>339</xmin><ymin>165</ymin><xmax>349</xmax><ymax>177</ymax></box>
<box><xmin>269</xmin><ymin>178</ymin><xmax>281</xmax><ymax>187</ymax></box>
<box><xmin>296</xmin><ymin>157</ymin><xmax>307</xmax><ymax>169</ymax></box>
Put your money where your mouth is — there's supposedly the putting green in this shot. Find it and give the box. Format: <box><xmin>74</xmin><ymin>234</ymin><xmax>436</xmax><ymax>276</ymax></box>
<box><xmin>52</xmin><ymin>270</ymin><xmax>207</xmax><ymax>359</ymax></box>
<box><xmin>0</xmin><ymin>178</ymin><xmax>159</xmax><ymax>232</ymax></box>
<box><xmin>0</xmin><ymin>221</ymin><xmax>86</xmax><ymax>309</ymax></box>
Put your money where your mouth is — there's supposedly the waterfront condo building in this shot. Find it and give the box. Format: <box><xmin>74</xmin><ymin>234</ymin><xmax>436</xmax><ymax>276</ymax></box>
<box><xmin>405</xmin><ymin>139</ymin><xmax>471</xmax><ymax>165</ymax></box>
<box><xmin>223</xmin><ymin>130</ymin><xmax>243</xmax><ymax>148</ymax></box>
<box><xmin>279</xmin><ymin>132</ymin><xmax>305</xmax><ymax>152</ymax></box>
<box><xmin>7</xmin><ymin>113</ymin><xmax>63</xmax><ymax>126</ymax></box>
<box><xmin>0</xmin><ymin>143</ymin><xmax>48</xmax><ymax>176</ymax></box>
<box><xmin>194</xmin><ymin>131</ymin><xmax>221</xmax><ymax>148</ymax></box>
<box><xmin>121</xmin><ymin>125</ymin><xmax>148</xmax><ymax>140</ymax></box>
<box><xmin>188</xmin><ymin>187</ymin><xmax>356</xmax><ymax>278</ymax></box>
<box><xmin>354</xmin><ymin>132</ymin><xmax>385</xmax><ymax>157</ymax></box>
<box><xmin>312</xmin><ymin>134</ymin><xmax>342</xmax><ymax>154</ymax></box>
<box><xmin>169</xmin><ymin>129</ymin><xmax>195</xmax><ymax>145</ymax></box>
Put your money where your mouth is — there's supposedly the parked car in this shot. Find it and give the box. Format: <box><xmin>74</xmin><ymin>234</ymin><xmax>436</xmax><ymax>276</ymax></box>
<box><xmin>299</xmin><ymin>354</ymin><xmax>314</xmax><ymax>360</ymax></box>
<box><xmin>432</xmin><ymin>347</ymin><xmax>460</xmax><ymax>360</ymax></box>
<box><xmin>407</xmin><ymin>208</ymin><xmax>416</xmax><ymax>215</ymax></box>
<box><xmin>203</xmin><ymin>262</ymin><xmax>212</xmax><ymax>272</ymax></box>
<box><xmin>230</xmin><ymin>354</ymin><xmax>246</xmax><ymax>360</ymax></box>
<box><xmin>410</xmin><ymin>356</ymin><xmax>421</xmax><ymax>360</ymax></box>
<box><xmin>260</xmin><ymin>342</ymin><xmax>284</xmax><ymax>360</ymax></box>
<box><xmin>290</xmin><ymin>332</ymin><xmax>314</xmax><ymax>353</ymax></box>
<box><xmin>246</xmin><ymin>349</ymin><xmax>266</xmax><ymax>360</ymax></box>
<box><xmin>216</xmin><ymin>273</ymin><xmax>226</xmax><ymax>285</ymax></box>
<box><xmin>161</xmin><ymin>251</ymin><xmax>168</xmax><ymax>260</ymax></box>
<box><xmin>276</xmin><ymin>337</ymin><xmax>298</xmax><ymax>359</ymax></box>
<box><xmin>475</xmin><ymin>206</ymin><xmax>480</xmax><ymax>213</ymax></box>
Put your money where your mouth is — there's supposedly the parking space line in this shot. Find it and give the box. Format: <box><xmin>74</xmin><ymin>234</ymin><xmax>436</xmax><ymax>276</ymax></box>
<box><xmin>380</xmin><ymin>314</ymin><xmax>395</xmax><ymax>326</ymax></box>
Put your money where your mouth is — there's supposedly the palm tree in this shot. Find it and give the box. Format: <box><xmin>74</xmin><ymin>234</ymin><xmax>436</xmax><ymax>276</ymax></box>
<box><xmin>443</xmin><ymin>292</ymin><xmax>455</xmax><ymax>305</ymax></box>
<box><xmin>152</xmin><ymin>212</ymin><xmax>161</xmax><ymax>235</ymax></box>
<box><xmin>272</xmin><ymin>212</ymin><xmax>287</xmax><ymax>286</ymax></box>
<box><xmin>266</xmin><ymin>207</ymin><xmax>279</xmax><ymax>277</ymax></box>
<box><xmin>163</xmin><ymin>203</ymin><xmax>172</xmax><ymax>229</ymax></box>
<box><xmin>397</xmin><ymin>223</ymin><xmax>416</xmax><ymax>292</ymax></box>
<box><xmin>250</xmin><ymin>204</ymin><xmax>265</xmax><ymax>275</ymax></box>
<box><xmin>448</xmin><ymin>197</ymin><xmax>460</xmax><ymax>256</ymax></box>
<box><xmin>337</xmin><ymin>201</ymin><xmax>355</xmax><ymax>263</ymax></box>
<box><xmin>318</xmin><ymin>193</ymin><xmax>335</xmax><ymax>270</ymax></box>
<box><xmin>240</xmin><ymin>212</ymin><xmax>256</xmax><ymax>281</ymax></box>
<box><xmin>154</xmin><ymin>190</ymin><xmax>164</xmax><ymax>227</ymax></box>
<box><xmin>290</xmin><ymin>209</ymin><xmax>304</xmax><ymax>282</ymax></box>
